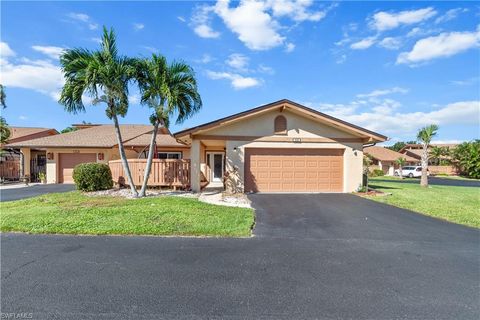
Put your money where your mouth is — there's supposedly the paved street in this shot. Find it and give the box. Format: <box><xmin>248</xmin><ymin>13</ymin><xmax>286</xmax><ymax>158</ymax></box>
<box><xmin>1</xmin><ymin>194</ymin><xmax>479</xmax><ymax>319</ymax></box>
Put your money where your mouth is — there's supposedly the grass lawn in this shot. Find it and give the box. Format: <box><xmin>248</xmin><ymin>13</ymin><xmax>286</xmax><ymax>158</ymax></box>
<box><xmin>366</xmin><ymin>176</ymin><xmax>480</xmax><ymax>228</ymax></box>
<box><xmin>0</xmin><ymin>192</ymin><xmax>255</xmax><ymax>237</ymax></box>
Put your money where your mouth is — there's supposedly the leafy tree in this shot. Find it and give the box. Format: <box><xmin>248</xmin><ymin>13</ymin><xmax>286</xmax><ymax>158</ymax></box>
<box><xmin>136</xmin><ymin>54</ymin><xmax>202</xmax><ymax>197</ymax></box>
<box><xmin>0</xmin><ymin>84</ymin><xmax>6</xmax><ymax>109</ymax></box>
<box><xmin>395</xmin><ymin>157</ymin><xmax>406</xmax><ymax>179</ymax></box>
<box><xmin>61</xmin><ymin>126</ymin><xmax>78</xmax><ymax>134</ymax></box>
<box><xmin>59</xmin><ymin>27</ymin><xmax>139</xmax><ymax>196</ymax></box>
<box><xmin>0</xmin><ymin>117</ymin><xmax>10</xmax><ymax>144</ymax></box>
<box><xmin>386</xmin><ymin>141</ymin><xmax>416</xmax><ymax>152</ymax></box>
<box><xmin>452</xmin><ymin>140</ymin><xmax>480</xmax><ymax>178</ymax></box>
<box><xmin>429</xmin><ymin>146</ymin><xmax>444</xmax><ymax>165</ymax></box>
<box><xmin>416</xmin><ymin>124</ymin><xmax>439</xmax><ymax>187</ymax></box>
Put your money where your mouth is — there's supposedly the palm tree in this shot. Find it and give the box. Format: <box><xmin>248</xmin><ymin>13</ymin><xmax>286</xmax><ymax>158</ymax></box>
<box><xmin>0</xmin><ymin>84</ymin><xmax>6</xmax><ymax>109</ymax></box>
<box><xmin>136</xmin><ymin>54</ymin><xmax>202</xmax><ymax>197</ymax></box>
<box><xmin>417</xmin><ymin>124</ymin><xmax>439</xmax><ymax>187</ymax></box>
<box><xmin>59</xmin><ymin>27</ymin><xmax>139</xmax><ymax>196</ymax></box>
<box><xmin>395</xmin><ymin>157</ymin><xmax>406</xmax><ymax>179</ymax></box>
<box><xmin>429</xmin><ymin>146</ymin><xmax>443</xmax><ymax>165</ymax></box>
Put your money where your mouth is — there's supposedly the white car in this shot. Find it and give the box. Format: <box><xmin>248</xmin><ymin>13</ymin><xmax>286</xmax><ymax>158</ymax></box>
<box><xmin>394</xmin><ymin>166</ymin><xmax>429</xmax><ymax>178</ymax></box>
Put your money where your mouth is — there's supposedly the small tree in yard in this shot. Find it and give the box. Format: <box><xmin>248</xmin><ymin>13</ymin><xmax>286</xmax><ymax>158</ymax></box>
<box><xmin>135</xmin><ymin>54</ymin><xmax>202</xmax><ymax>197</ymax></box>
<box><xmin>453</xmin><ymin>140</ymin><xmax>480</xmax><ymax>179</ymax></box>
<box><xmin>363</xmin><ymin>154</ymin><xmax>373</xmax><ymax>192</ymax></box>
<box><xmin>59</xmin><ymin>27</ymin><xmax>139</xmax><ymax>196</ymax></box>
<box><xmin>416</xmin><ymin>124</ymin><xmax>439</xmax><ymax>187</ymax></box>
<box><xmin>395</xmin><ymin>157</ymin><xmax>406</xmax><ymax>179</ymax></box>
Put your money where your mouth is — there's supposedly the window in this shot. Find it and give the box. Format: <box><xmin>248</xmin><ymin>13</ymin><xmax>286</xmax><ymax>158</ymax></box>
<box><xmin>274</xmin><ymin>115</ymin><xmax>287</xmax><ymax>135</ymax></box>
<box><xmin>157</xmin><ymin>152</ymin><xmax>182</xmax><ymax>159</ymax></box>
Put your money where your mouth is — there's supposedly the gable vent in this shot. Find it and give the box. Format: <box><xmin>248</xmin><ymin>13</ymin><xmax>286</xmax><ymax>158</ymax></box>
<box><xmin>274</xmin><ymin>115</ymin><xmax>287</xmax><ymax>135</ymax></box>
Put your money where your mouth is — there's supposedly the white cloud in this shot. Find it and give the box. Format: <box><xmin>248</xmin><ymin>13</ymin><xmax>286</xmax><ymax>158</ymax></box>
<box><xmin>32</xmin><ymin>45</ymin><xmax>66</xmax><ymax>60</ymax></box>
<box><xmin>0</xmin><ymin>42</ymin><xmax>16</xmax><ymax>57</ymax></box>
<box><xmin>378</xmin><ymin>37</ymin><xmax>402</xmax><ymax>50</ymax></box>
<box><xmin>226</xmin><ymin>53</ymin><xmax>249</xmax><ymax>70</ymax></box>
<box><xmin>285</xmin><ymin>42</ymin><xmax>295</xmax><ymax>52</ymax></box>
<box><xmin>214</xmin><ymin>0</ymin><xmax>284</xmax><ymax>51</ymax></box>
<box><xmin>133</xmin><ymin>23</ymin><xmax>145</xmax><ymax>31</ymax></box>
<box><xmin>67</xmin><ymin>12</ymin><xmax>98</xmax><ymax>30</ymax></box>
<box><xmin>397</xmin><ymin>27</ymin><xmax>480</xmax><ymax>65</ymax></box>
<box><xmin>258</xmin><ymin>64</ymin><xmax>274</xmax><ymax>74</ymax></box>
<box><xmin>370</xmin><ymin>7</ymin><xmax>437</xmax><ymax>31</ymax></box>
<box><xmin>196</xmin><ymin>54</ymin><xmax>213</xmax><ymax>64</ymax></box>
<box><xmin>177</xmin><ymin>16</ymin><xmax>186</xmax><ymax>23</ymax></box>
<box><xmin>335</xmin><ymin>54</ymin><xmax>347</xmax><ymax>64</ymax></box>
<box><xmin>266</xmin><ymin>0</ymin><xmax>327</xmax><ymax>22</ymax></box>
<box><xmin>357</xmin><ymin>87</ymin><xmax>409</xmax><ymax>98</ymax></box>
<box><xmin>191</xmin><ymin>5</ymin><xmax>221</xmax><ymax>39</ymax></box>
<box><xmin>350</xmin><ymin>37</ymin><xmax>376</xmax><ymax>50</ymax></box>
<box><xmin>90</xmin><ymin>37</ymin><xmax>102</xmax><ymax>44</ymax></box>
<box><xmin>0</xmin><ymin>57</ymin><xmax>64</xmax><ymax>100</ymax></box>
<box><xmin>451</xmin><ymin>77</ymin><xmax>479</xmax><ymax>86</ymax></box>
<box><xmin>312</xmin><ymin>100</ymin><xmax>480</xmax><ymax>135</ymax></box>
<box><xmin>18</xmin><ymin>115</ymin><xmax>28</xmax><ymax>121</ymax></box>
<box><xmin>435</xmin><ymin>8</ymin><xmax>468</xmax><ymax>24</ymax></box>
<box><xmin>206</xmin><ymin>70</ymin><xmax>261</xmax><ymax>89</ymax></box>
<box><xmin>128</xmin><ymin>94</ymin><xmax>140</xmax><ymax>105</ymax></box>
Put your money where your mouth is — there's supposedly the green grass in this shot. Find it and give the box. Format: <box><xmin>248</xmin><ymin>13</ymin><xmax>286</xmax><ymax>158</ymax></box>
<box><xmin>0</xmin><ymin>192</ymin><xmax>255</xmax><ymax>237</ymax></box>
<box><xmin>366</xmin><ymin>176</ymin><xmax>480</xmax><ymax>228</ymax></box>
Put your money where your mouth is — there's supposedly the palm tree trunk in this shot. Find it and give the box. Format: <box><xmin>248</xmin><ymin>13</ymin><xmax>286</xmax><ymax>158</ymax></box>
<box><xmin>139</xmin><ymin>119</ymin><xmax>160</xmax><ymax>197</ymax></box>
<box><xmin>420</xmin><ymin>143</ymin><xmax>429</xmax><ymax>187</ymax></box>
<box><xmin>112</xmin><ymin>113</ymin><xmax>138</xmax><ymax>197</ymax></box>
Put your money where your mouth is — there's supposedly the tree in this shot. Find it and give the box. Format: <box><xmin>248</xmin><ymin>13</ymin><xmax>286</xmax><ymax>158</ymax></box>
<box><xmin>395</xmin><ymin>157</ymin><xmax>406</xmax><ymax>179</ymax></box>
<box><xmin>59</xmin><ymin>26</ymin><xmax>139</xmax><ymax>196</ymax></box>
<box><xmin>61</xmin><ymin>126</ymin><xmax>78</xmax><ymax>134</ymax></box>
<box><xmin>0</xmin><ymin>84</ymin><xmax>6</xmax><ymax>109</ymax></box>
<box><xmin>386</xmin><ymin>141</ymin><xmax>416</xmax><ymax>152</ymax></box>
<box><xmin>452</xmin><ymin>140</ymin><xmax>480</xmax><ymax>178</ymax></box>
<box><xmin>363</xmin><ymin>154</ymin><xmax>373</xmax><ymax>192</ymax></box>
<box><xmin>429</xmin><ymin>146</ymin><xmax>443</xmax><ymax>165</ymax></box>
<box><xmin>0</xmin><ymin>117</ymin><xmax>10</xmax><ymax>144</ymax></box>
<box><xmin>416</xmin><ymin>124</ymin><xmax>439</xmax><ymax>187</ymax></box>
<box><xmin>136</xmin><ymin>54</ymin><xmax>202</xmax><ymax>197</ymax></box>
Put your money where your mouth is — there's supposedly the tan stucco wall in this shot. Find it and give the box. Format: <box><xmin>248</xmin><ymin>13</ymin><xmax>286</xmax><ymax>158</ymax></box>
<box><xmin>201</xmin><ymin>109</ymin><xmax>359</xmax><ymax>139</ymax></box>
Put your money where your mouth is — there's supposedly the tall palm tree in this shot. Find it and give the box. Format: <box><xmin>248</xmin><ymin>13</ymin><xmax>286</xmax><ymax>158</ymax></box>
<box><xmin>136</xmin><ymin>54</ymin><xmax>202</xmax><ymax>197</ymax></box>
<box><xmin>395</xmin><ymin>157</ymin><xmax>406</xmax><ymax>179</ymax></box>
<box><xmin>59</xmin><ymin>26</ymin><xmax>139</xmax><ymax>196</ymax></box>
<box><xmin>417</xmin><ymin>124</ymin><xmax>439</xmax><ymax>187</ymax></box>
<box><xmin>0</xmin><ymin>84</ymin><xmax>6</xmax><ymax>109</ymax></box>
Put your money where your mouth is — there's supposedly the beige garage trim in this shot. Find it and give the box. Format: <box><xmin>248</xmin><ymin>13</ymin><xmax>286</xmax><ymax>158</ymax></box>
<box><xmin>245</xmin><ymin>148</ymin><xmax>344</xmax><ymax>193</ymax></box>
<box><xmin>58</xmin><ymin>153</ymin><xmax>96</xmax><ymax>183</ymax></box>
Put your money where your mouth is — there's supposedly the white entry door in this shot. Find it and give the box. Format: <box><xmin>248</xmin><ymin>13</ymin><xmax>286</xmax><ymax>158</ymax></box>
<box><xmin>207</xmin><ymin>152</ymin><xmax>224</xmax><ymax>182</ymax></box>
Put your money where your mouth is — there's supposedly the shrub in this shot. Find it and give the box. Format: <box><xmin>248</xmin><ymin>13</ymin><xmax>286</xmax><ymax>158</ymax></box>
<box><xmin>73</xmin><ymin>162</ymin><xmax>113</xmax><ymax>192</ymax></box>
<box><xmin>369</xmin><ymin>169</ymin><xmax>385</xmax><ymax>177</ymax></box>
<box><xmin>452</xmin><ymin>140</ymin><xmax>480</xmax><ymax>179</ymax></box>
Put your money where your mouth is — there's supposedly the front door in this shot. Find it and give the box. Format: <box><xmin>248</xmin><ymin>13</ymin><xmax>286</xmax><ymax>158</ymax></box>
<box><xmin>207</xmin><ymin>152</ymin><xmax>224</xmax><ymax>182</ymax></box>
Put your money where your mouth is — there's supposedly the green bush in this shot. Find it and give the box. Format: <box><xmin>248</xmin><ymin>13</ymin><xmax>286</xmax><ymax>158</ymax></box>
<box><xmin>369</xmin><ymin>169</ymin><xmax>385</xmax><ymax>177</ymax></box>
<box><xmin>73</xmin><ymin>162</ymin><xmax>113</xmax><ymax>192</ymax></box>
<box><xmin>453</xmin><ymin>140</ymin><xmax>480</xmax><ymax>179</ymax></box>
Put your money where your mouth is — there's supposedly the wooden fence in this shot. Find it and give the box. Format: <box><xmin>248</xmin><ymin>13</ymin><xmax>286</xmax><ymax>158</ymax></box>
<box><xmin>109</xmin><ymin>159</ymin><xmax>190</xmax><ymax>188</ymax></box>
<box><xmin>0</xmin><ymin>160</ymin><xmax>21</xmax><ymax>180</ymax></box>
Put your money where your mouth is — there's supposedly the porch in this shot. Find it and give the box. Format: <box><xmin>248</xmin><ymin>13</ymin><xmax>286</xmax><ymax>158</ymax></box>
<box><xmin>109</xmin><ymin>159</ymin><xmax>191</xmax><ymax>189</ymax></box>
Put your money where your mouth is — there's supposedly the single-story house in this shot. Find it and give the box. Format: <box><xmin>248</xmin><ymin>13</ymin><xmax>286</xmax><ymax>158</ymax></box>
<box><xmin>398</xmin><ymin>143</ymin><xmax>458</xmax><ymax>163</ymax></box>
<box><xmin>7</xmin><ymin>99</ymin><xmax>387</xmax><ymax>192</ymax></box>
<box><xmin>6</xmin><ymin>124</ymin><xmax>189</xmax><ymax>183</ymax></box>
<box><xmin>1</xmin><ymin>127</ymin><xmax>58</xmax><ymax>181</ymax></box>
<box><xmin>398</xmin><ymin>143</ymin><xmax>459</xmax><ymax>175</ymax></box>
<box><xmin>364</xmin><ymin>146</ymin><xmax>417</xmax><ymax>176</ymax></box>
<box><xmin>174</xmin><ymin>99</ymin><xmax>387</xmax><ymax>193</ymax></box>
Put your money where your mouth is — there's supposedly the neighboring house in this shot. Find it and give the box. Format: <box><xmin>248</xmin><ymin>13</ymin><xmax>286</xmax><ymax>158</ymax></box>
<box><xmin>399</xmin><ymin>143</ymin><xmax>458</xmax><ymax>163</ymax></box>
<box><xmin>6</xmin><ymin>124</ymin><xmax>189</xmax><ymax>183</ymax></box>
<box><xmin>1</xmin><ymin>127</ymin><xmax>58</xmax><ymax>181</ymax></box>
<box><xmin>364</xmin><ymin>146</ymin><xmax>417</xmax><ymax>176</ymax></box>
<box><xmin>174</xmin><ymin>99</ymin><xmax>387</xmax><ymax>193</ymax></box>
<box><xmin>399</xmin><ymin>143</ymin><xmax>459</xmax><ymax>175</ymax></box>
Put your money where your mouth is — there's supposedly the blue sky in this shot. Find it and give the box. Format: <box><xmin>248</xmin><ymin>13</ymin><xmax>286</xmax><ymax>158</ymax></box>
<box><xmin>1</xmin><ymin>1</ymin><xmax>479</xmax><ymax>145</ymax></box>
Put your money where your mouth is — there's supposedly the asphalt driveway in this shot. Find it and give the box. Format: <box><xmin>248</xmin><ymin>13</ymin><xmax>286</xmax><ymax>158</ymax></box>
<box><xmin>0</xmin><ymin>184</ymin><xmax>76</xmax><ymax>202</ymax></box>
<box><xmin>1</xmin><ymin>194</ymin><xmax>479</xmax><ymax>319</ymax></box>
<box><xmin>373</xmin><ymin>176</ymin><xmax>480</xmax><ymax>187</ymax></box>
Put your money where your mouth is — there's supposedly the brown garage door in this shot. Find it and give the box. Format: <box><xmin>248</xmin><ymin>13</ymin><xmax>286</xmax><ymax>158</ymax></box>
<box><xmin>58</xmin><ymin>153</ymin><xmax>97</xmax><ymax>183</ymax></box>
<box><xmin>245</xmin><ymin>148</ymin><xmax>343</xmax><ymax>193</ymax></box>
